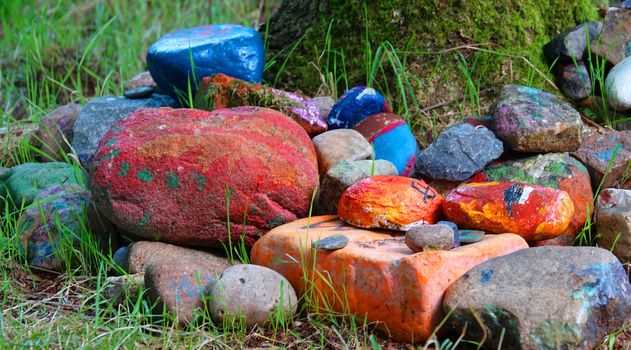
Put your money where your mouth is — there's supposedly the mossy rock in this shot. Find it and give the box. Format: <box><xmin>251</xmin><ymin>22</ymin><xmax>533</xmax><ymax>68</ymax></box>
<box><xmin>263</xmin><ymin>0</ymin><xmax>602</xmax><ymax>121</ymax></box>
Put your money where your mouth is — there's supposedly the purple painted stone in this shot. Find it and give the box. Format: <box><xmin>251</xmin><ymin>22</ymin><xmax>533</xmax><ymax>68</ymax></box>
<box><xmin>491</xmin><ymin>85</ymin><xmax>582</xmax><ymax>153</ymax></box>
<box><xmin>327</xmin><ymin>86</ymin><xmax>391</xmax><ymax>129</ymax></box>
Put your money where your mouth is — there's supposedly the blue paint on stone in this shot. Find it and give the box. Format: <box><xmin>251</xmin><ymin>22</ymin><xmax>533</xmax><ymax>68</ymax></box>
<box><xmin>480</xmin><ymin>268</ymin><xmax>493</xmax><ymax>283</ymax></box>
<box><xmin>373</xmin><ymin>124</ymin><xmax>417</xmax><ymax>176</ymax></box>
<box><xmin>327</xmin><ymin>86</ymin><xmax>390</xmax><ymax>129</ymax></box>
<box><xmin>596</xmin><ymin>146</ymin><xmax>620</xmax><ymax>162</ymax></box>
<box><xmin>113</xmin><ymin>246</ymin><xmax>130</xmax><ymax>272</ymax></box>
<box><xmin>147</xmin><ymin>24</ymin><xmax>265</xmax><ymax>97</ymax></box>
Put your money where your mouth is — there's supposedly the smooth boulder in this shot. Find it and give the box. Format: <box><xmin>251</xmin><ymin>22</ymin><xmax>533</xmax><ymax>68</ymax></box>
<box><xmin>311</xmin><ymin>129</ymin><xmax>372</xmax><ymax>176</ymax></box>
<box><xmin>90</xmin><ymin>107</ymin><xmax>318</xmax><ymax>248</ymax></box>
<box><xmin>606</xmin><ymin>56</ymin><xmax>631</xmax><ymax>111</ymax></box>
<box><xmin>444</xmin><ymin>246</ymin><xmax>631</xmax><ymax>349</ymax></box>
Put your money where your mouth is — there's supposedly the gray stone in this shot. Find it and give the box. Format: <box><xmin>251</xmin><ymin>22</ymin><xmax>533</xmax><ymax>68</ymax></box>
<box><xmin>36</xmin><ymin>103</ymin><xmax>82</xmax><ymax>161</ymax></box>
<box><xmin>312</xmin><ymin>129</ymin><xmax>373</xmax><ymax>176</ymax></box>
<box><xmin>316</xmin><ymin>159</ymin><xmax>398</xmax><ymax>215</ymax></box>
<box><xmin>491</xmin><ymin>85</ymin><xmax>583</xmax><ymax>153</ymax></box>
<box><xmin>312</xmin><ymin>234</ymin><xmax>349</xmax><ymax>251</ymax></box>
<box><xmin>103</xmin><ymin>274</ymin><xmax>144</xmax><ymax>306</ymax></box>
<box><xmin>124</xmin><ymin>86</ymin><xmax>155</xmax><ymax>99</ymax></box>
<box><xmin>71</xmin><ymin>95</ymin><xmax>176</xmax><ymax>168</ymax></box>
<box><xmin>415</xmin><ymin>123</ymin><xmax>503</xmax><ymax>181</ymax></box>
<box><xmin>543</xmin><ymin>21</ymin><xmax>603</xmax><ymax>63</ymax></box>
<box><xmin>208</xmin><ymin>264</ymin><xmax>297</xmax><ymax>328</ymax></box>
<box><xmin>405</xmin><ymin>224</ymin><xmax>455</xmax><ymax>252</ymax></box>
<box><xmin>444</xmin><ymin>246</ymin><xmax>631</xmax><ymax>350</ymax></box>
<box><xmin>312</xmin><ymin>96</ymin><xmax>335</xmax><ymax>119</ymax></box>
<box><xmin>596</xmin><ymin>188</ymin><xmax>631</xmax><ymax>264</ymax></box>
<box><xmin>126</xmin><ymin>71</ymin><xmax>158</xmax><ymax>90</ymax></box>
<box><xmin>591</xmin><ymin>7</ymin><xmax>631</xmax><ymax>66</ymax></box>
<box><xmin>556</xmin><ymin>61</ymin><xmax>592</xmax><ymax>101</ymax></box>
<box><xmin>145</xmin><ymin>260</ymin><xmax>215</xmax><ymax>324</ymax></box>
<box><xmin>606</xmin><ymin>56</ymin><xmax>631</xmax><ymax>111</ymax></box>
<box><xmin>126</xmin><ymin>241</ymin><xmax>230</xmax><ymax>276</ymax></box>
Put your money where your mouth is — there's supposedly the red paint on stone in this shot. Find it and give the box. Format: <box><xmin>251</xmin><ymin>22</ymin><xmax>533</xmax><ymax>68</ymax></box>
<box><xmin>90</xmin><ymin>107</ymin><xmax>318</xmax><ymax>248</ymax></box>
<box><xmin>443</xmin><ymin>182</ymin><xmax>574</xmax><ymax>241</ymax></box>
<box><xmin>337</xmin><ymin>175</ymin><xmax>444</xmax><ymax>230</ymax></box>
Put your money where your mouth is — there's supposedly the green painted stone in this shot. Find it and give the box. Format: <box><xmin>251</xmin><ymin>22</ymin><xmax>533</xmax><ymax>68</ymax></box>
<box><xmin>0</xmin><ymin>162</ymin><xmax>88</xmax><ymax>207</ymax></box>
<box><xmin>458</xmin><ymin>230</ymin><xmax>485</xmax><ymax>244</ymax></box>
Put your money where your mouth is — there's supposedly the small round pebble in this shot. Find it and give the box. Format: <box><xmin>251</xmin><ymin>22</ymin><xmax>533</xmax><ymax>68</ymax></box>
<box><xmin>458</xmin><ymin>230</ymin><xmax>485</xmax><ymax>244</ymax></box>
<box><xmin>124</xmin><ymin>86</ymin><xmax>155</xmax><ymax>99</ymax></box>
<box><xmin>437</xmin><ymin>220</ymin><xmax>459</xmax><ymax>247</ymax></box>
<box><xmin>312</xmin><ymin>234</ymin><xmax>349</xmax><ymax>251</ymax></box>
<box><xmin>405</xmin><ymin>224</ymin><xmax>455</xmax><ymax>252</ymax></box>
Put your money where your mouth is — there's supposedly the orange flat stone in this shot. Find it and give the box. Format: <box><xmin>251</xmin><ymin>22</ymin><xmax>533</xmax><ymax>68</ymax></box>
<box><xmin>337</xmin><ymin>175</ymin><xmax>444</xmax><ymax>230</ymax></box>
<box><xmin>251</xmin><ymin>215</ymin><xmax>528</xmax><ymax>342</ymax></box>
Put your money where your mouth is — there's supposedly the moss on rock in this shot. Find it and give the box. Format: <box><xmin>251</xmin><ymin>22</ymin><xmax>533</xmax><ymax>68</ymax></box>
<box><xmin>264</xmin><ymin>0</ymin><xmax>601</xmax><ymax>115</ymax></box>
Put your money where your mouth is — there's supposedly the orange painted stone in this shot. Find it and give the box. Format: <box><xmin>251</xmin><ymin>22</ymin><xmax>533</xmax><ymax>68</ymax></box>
<box><xmin>443</xmin><ymin>182</ymin><xmax>575</xmax><ymax>241</ymax></box>
<box><xmin>251</xmin><ymin>215</ymin><xmax>528</xmax><ymax>342</ymax></box>
<box><xmin>337</xmin><ymin>175</ymin><xmax>444</xmax><ymax>230</ymax></box>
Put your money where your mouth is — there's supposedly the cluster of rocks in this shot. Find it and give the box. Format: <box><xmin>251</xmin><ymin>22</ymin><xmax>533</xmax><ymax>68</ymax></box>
<box><xmin>1</xmin><ymin>14</ymin><xmax>631</xmax><ymax>349</ymax></box>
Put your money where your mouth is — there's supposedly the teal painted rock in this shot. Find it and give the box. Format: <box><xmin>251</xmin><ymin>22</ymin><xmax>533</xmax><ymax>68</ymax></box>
<box><xmin>0</xmin><ymin>162</ymin><xmax>87</xmax><ymax>208</ymax></box>
<box><xmin>444</xmin><ymin>246</ymin><xmax>631</xmax><ymax>350</ymax></box>
<box><xmin>312</xmin><ymin>234</ymin><xmax>349</xmax><ymax>251</ymax></box>
<box><xmin>18</xmin><ymin>183</ymin><xmax>115</xmax><ymax>272</ymax></box>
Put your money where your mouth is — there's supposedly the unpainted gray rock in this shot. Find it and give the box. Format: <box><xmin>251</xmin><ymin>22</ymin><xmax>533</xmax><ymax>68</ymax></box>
<box><xmin>543</xmin><ymin>21</ymin><xmax>603</xmax><ymax>63</ymax></box>
<box><xmin>556</xmin><ymin>62</ymin><xmax>592</xmax><ymax>102</ymax></box>
<box><xmin>103</xmin><ymin>274</ymin><xmax>144</xmax><ymax>306</ymax></box>
<box><xmin>405</xmin><ymin>224</ymin><xmax>455</xmax><ymax>252</ymax></box>
<box><xmin>208</xmin><ymin>264</ymin><xmax>297</xmax><ymax>328</ymax></box>
<box><xmin>415</xmin><ymin>123</ymin><xmax>503</xmax><ymax>181</ymax></box>
<box><xmin>596</xmin><ymin>188</ymin><xmax>631</xmax><ymax>264</ymax></box>
<box><xmin>444</xmin><ymin>246</ymin><xmax>631</xmax><ymax>350</ymax></box>
<box><xmin>72</xmin><ymin>95</ymin><xmax>176</xmax><ymax>169</ymax></box>
<box><xmin>590</xmin><ymin>7</ymin><xmax>631</xmax><ymax>66</ymax></box>
<box><xmin>491</xmin><ymin>85</ymin><xmax>583</xmax><ymax>153</ymax></box>
<box><xmin>316</xmin><ymin>159</ymin><xmax>397</xmax><ymax>215</ymax></box>
<box><xmin>312</xmin><ymin>96</ymin><xmax>335</xmax><ymax>120</ymax></box>
<box><xmin>312</xmin><ymin>129</ymin><xmax>373</xmax><ymax>176</ymax></box>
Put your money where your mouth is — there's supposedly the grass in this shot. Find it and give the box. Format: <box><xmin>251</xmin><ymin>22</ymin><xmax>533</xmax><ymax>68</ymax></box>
<box><xmin>1</xmin><ymin>0</ymin><xmax>630</xmax><ymax>348</ymax></box>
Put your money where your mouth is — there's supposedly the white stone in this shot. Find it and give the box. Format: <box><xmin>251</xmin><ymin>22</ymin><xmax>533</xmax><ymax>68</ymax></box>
<box><xmin>606</xmin><ymin>56</ymin><xmax>631</xmax><ymax>111</ymax></box>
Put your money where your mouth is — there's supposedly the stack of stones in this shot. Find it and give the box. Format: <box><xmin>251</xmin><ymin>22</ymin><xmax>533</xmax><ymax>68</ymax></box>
<box><xmin>1</xmin><ymin>10</ymin><xmax>631</xmax><ymax>349</ymax></box>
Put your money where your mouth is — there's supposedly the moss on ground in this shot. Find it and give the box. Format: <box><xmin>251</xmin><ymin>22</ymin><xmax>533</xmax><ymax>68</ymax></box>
<box><xmin>265</xmin><ymin>0</ymin><xmax>603</xmax><ymax>125</ymax></box>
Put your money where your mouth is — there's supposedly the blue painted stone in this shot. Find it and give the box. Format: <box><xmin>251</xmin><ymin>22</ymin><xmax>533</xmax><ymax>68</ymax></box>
<box><xmin>458</xmin><ymin>230</ymin><xmax>485</xmax><ymax>244</ymax></box>
<box><xmin>327</xmin><ymin>86</ymin><xmax>390</xmax><ymax>129</ymax></box>
<box><xmin>312</xmin><ymin>234</ymin><xmax>349</xmax><ymax>251</ymax></box>
<box><xmin>438</xmin><ymin>220</ymin><xmax>460</xmax><ymax>247</ymax></box>
<box><xmin>147</xmin><ymin>24</ymin><xmax>265</xmax><ymax>98</ymax></box>
<box><xmin>353</xmin><ymin>113</ymin><xmax>418</xmax><ymax>176</ymax></box>
<box><xmin>113</xmin><ymin>246</ymin><xmax>130</xmax><ymax>273</ymax></box>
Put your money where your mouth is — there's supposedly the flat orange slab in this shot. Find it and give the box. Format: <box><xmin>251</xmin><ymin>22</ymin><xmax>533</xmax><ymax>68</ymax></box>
<box><xmin>251</xmin><ymin>215</ymin><xmax>528</xmax><ymax>342</ymax></box>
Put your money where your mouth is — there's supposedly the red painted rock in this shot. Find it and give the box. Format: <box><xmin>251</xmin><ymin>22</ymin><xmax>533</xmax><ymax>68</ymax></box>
<box><xmin>90</xmin><ymin>107</ymin><xmax>318</xmax><ymax>248</ymax></box>
<box><xmin>443</xmin><ymin>182</ymin><xmax>574</xmax><ymax>241</ymax></box>
<box><xmin>337</xmin><ymin>175</ymin><xmax>444</xmax><ymax>230</ymax></box>
<box><xmin>251</xmin><ymin>216</ymin><xmax>528</xmax><ymax>342</ymax></box>
<box><xmin>469</xmin><ymin>153</ymin><xmax>592</xmax><ymax>246</ymax></box>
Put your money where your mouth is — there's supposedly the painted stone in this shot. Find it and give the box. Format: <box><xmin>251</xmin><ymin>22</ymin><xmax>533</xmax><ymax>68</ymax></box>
<box><xmin>458</xmin><ymin>230</ymin><xmax>485</xmax><ymax>244</ymax></box>
<box><xmin>470</xmin><ymin>153</ymin><xmax>593</xmax><ymax>246</ymax></box>
<box><xmin>443</xmin><ymin>182</ymin><xmax>575</xmax><ymax>241</ymax></box>
<box><xmin>124</xmin><ymin>86</ymin><xmax>155</xmax><ymax>99</ymax></box>
<box><xmin>194</xmin><ymin>73</ymin><xmax>326</xmax><ymax>135</ymax></box>
<box><xmin>103</xmin><ymin>274</ymin><xmax>144</xmax><ymax>306</ymax></box>
<box><xmin>37</xmin><ymin>103</ymin><xmax>81</xmax><ymax>161</ymax></box>
<box><xmin>312</xmin><ymin>129</ymin><xmax>372</xmax><ymax>176</ymax></box>
<box><xmin>145</xmin><ymin>260</ymin><xmax>215</xmax><ymax>324</ymax></box>
<box><xmin>125</xmin><ymin>241</ymin><xmax>231</xmax><ymax>276</ymax></box>
<box><xmin>405</xmin><ymin>224</ymin><xmax>455</xmax><ymax>252</ymax></box>
<box><xmin>147</xmin><ymin>24</ymin><xmax>264</xmax><ymax>97</ymax></box>
<box><xmin>312</xmin><ymin>234</ymin><xmax>349</xmax><ymax>251</ymax></box>
<box><xmin>444</xmin><ymin>246</ymin><xmax>631</xmax><ymax>350</ymax></box>
<box><xmin>327</xmin><ymin>86</ymin><xmax>390</xmax><ymax>129</ymax></box>
<box><xmin>90</xmin><ymin>107</ymin><xmax>318</xmax><ymax>248</ymax></box>
<box><xmin>0</xmin><ymin>124</ymin><xmax>38</xmax><ymax>167</ymax></box>
<box><xmin>125</xmin><ymin>71</ymin><xmax>157</xmax><ymax>90</ymax></box>
<box><xmin>590</xmin><ymin>7</ymin><xmax>631</xmax><ymax>66</ymax></box>
<box><xmin>72</xmin><ymin>95</ymin><xmax>176</xmax><ymax>169</ymax></box>
<box><xmin>542</xmin><ymin>21</ymin><xmax>603</xmax><ymax>63</ymax></box>
<box><xmin>596</xmin><ymin>188</ymin><xmax>631</xmax><ymax>264</ymax></box>
<box><xmin>315</xmin><ymin>159</ymin><xmax>398</xmax><ymax>215</ymax></box>
<box><xmin>208</xmin><ymin>264</ymin><xmax>298</xmax><ymax>328</ymax></box>
<box><xmin>0</xmin><ymin>162</ymin><xmax>87</xmax><ymax>208</ymax></box>
<box><xmin>606</xmin><ymin>56</ymin><xmax>631</xmax><ymax>111</ymax></box>
<box><xmin>556</xmin><ymin>61</ymin><xmax>592</xmax><ymax>102</ymax></box>
<box><xmin>112</xmin><ymin>245</ymin><xmax>129</xmax><ymax>274</ymax></box>
<box><xmin>18</xmin><ymin>184</ymin><xmax>115</xmax><ymax>272</ymax></box>
<box><xmin>491</xmin><ymin>85</ymin><xmax>582</xmax><ymax>153</ymax></box>
<box><xmin>415</xmin><ymin>123</ymin><xmax>503</xmax><ymax>181</ymax></box>
<box><xmin>251</xmin><ymin>216</ymin><xmax>528</xmax><ymax>343</ymax></box>
<box><xmin>338</xmin><ymin>175</ymin><xmax>444</xmax><ymax>230</ymax></box>
<box><xmin>353</xmin><ymin>113</ymin><xmax>418</xmax><ymax>176</ymax></box>
<box><xmin>571</xmin><ymin>128</ymin><xmax>631</xmax><ymax>189</ymax></box>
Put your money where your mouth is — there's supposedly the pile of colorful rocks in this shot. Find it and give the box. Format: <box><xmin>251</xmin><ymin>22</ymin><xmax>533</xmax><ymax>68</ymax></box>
<box><xmin>1</xmin><ymin>14</ymin><xmax>631</xmax><ymax>349</ymax></box>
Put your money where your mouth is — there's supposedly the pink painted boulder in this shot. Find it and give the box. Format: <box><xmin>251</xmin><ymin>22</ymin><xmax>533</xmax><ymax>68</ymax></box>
<box><xmin>90</xmin><ymin>107</ymin><xmax>318</xmax><ymax>247</ymax></box>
